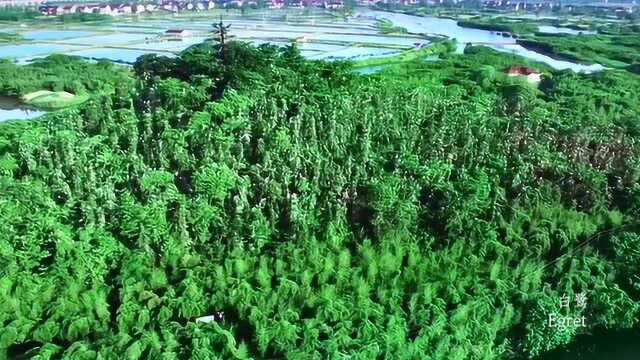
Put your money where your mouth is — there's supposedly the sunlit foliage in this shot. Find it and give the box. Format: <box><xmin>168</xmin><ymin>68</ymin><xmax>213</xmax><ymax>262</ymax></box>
<box><xmin>1</xmin><ymin>42</ymin><xmax>639</xmax><ymax>359</ymax></box>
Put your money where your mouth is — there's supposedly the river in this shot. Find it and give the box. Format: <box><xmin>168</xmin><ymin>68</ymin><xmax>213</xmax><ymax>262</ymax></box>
<box><xmin>357</xmin><ymin>10</ymin><xmax>604</xmax><ymax>73</ymax></box>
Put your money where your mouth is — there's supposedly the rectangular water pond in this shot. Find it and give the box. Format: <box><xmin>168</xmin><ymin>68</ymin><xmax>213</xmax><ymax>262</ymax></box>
<box><xmin>0</xmin><ymin>43</ymin><xmax>86</xmax><ymax>59</ymax></box>
<box><xmin>0</xmin><ymin>96</ymin><xmax>47</xmax><ymax>122</ymax></box>
<box><xmin>309</xmin><ymin>33</ymin><xmax>420</xmax><ymax>47</ymax></box>
<box><xmin>60</xmin><ymin>33</ymin><xmax>153</xmax><ymax>45</ymax></box>
<box><xmin>133</xmin><ymin>37</ymin><xmax>207</xmax><ymax>52</ymax></box>
<box><xmin>297</xmin><ymin>42</ymin><xmax>346</xmax><ymax>52</ymax></box>
<box><xmin>308</xmin><ymin>46</ymin><xmax>401</xmax><ymax>60</ymax></box>
<box><xmin>22</xmin><ymin>30</ymin><xmax>98</xmax><ymax>41</ymax></box>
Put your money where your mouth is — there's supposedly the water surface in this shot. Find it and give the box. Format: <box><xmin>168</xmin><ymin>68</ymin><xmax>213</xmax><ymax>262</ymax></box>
<box><xmin>22</xmin><ymin>30</ymin><xmax>97</xmax><ymax>41</ymax></box>
<box><xmin>134</xmin><ymin>37</ymin><xmax>207</xmax><ymax>51</ymax></box>
<box><xmin>308</xmin><ymin>46</ymin><xmax>401</xmax><ymax>60</ymax></box>
<box><xmin>0</xmin><ymin>96</ymin><xmax>46</xmax><ymax>122</ymax></box>
<box><xmin>0</xmin><ymin>43</ymin><xmax>85</xmax><ymax>59</ymax></box>
<box><xmin>70</xmin><ymin>48</ymin><xmax>175</xmax><ymax>63</ymax></box>
<box><xmin>2</xmin><ymin>11</ymin><xmax>607</xmax><ymax>71</ymax></box>
<box><xmin>60</xmin><ymin>33</ymin><xmax>152</xmax><ymax>45</ymax></box>
<box><xmin>358</xmin><ymin>10</ymin><xmax>603</xmax><ymax>72</ymax></box>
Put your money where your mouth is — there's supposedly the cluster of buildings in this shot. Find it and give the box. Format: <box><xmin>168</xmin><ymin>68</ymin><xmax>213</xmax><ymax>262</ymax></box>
<box><xmin>506</xmin><ymin>65</ymin><xmax>542</xmax><ymax>83</ymax></box>
<box><xmin>35</xmin><ymin>0</ymin><xmax>365</xmax><ymax>16</ymax></box>
<box><xmin>482</xmin><ymin>0</ymin><xmax>554</xmax><ymax>10</ymax></box>
<box><xmin>39</xmin><ymin>2</ymin><xmax>140</xmax><ymax>15</ymax></box>
<box><xmin>27</xmin><ymin>0</ymin><xmax>640</xmax><ymax>16</ymax></box>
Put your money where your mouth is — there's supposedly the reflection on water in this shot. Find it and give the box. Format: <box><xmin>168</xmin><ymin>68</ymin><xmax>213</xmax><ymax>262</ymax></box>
<box><xmin>59</xmin><ymin>32</ymin><xmax>151</xmax><ymax>45</ymax></box>
<box><xmin>0</xmin><ymin>96</ymin><xmax>46</xmax><ymax>122</ymax></box>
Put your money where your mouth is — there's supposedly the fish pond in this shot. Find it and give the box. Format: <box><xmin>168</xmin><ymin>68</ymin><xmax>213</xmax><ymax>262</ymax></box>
<box><xmin>0</xmin><ymin>8</ymin><xmax>605</xmax><ymax>71</ymax></box>
<box><xmin>0</xmin><ymin>96</ymin><xmax>46</xmax><ymax>122</ymax></box>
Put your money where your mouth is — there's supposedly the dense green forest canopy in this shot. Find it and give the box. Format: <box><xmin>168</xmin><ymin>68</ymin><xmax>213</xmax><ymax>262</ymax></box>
<box><xmin>1</xmin><ymin>41</ymin><xmax>640</xmax><ymax>359</ymax></box>
<box><xmin>517</xmin><ymin>29</ymin><xmax>640</xmax><ymax>69</ymax></box>
<box><xmin>0</xmin><ymin>55</ymin><xmax>132</xmax><ymax>98</ymax></box>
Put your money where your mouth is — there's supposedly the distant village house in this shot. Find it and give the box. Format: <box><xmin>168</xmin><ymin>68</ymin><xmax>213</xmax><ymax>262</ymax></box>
<box><xmin>165</xmin><ymin>28</ymin><xmax>192</xmax><ymax>37</ymax></box>
<box><xmin>506</xmin><ymin>66</ymin><xmax>542</xmax><ymax>83</ymax></box>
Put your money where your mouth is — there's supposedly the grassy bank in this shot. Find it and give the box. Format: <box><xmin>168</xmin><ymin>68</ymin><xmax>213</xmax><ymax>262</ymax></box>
<box><xmin>352</xmin><ymin>39</ymin><xmax>456</xmax><ymax>69</ymax></box>
<box><xmin>457</xmin><ymin>19</ymin><xmax>539</xmax><ymax>35</ymax></box>
<box><xmin>517</xmin><ymin>31</ymin><xmax>640</xmax><ymax>69</ymax></box>
<box><xmin>0</xmin><ymin>32</ymin><xmax>22</xmax><ymax>43</ymax></box>
<box><xmin>0</xmin><ymin>54</ymin><xmax>133</xmax><ymax>110</ymax></box>
<box><xmin>0</xmin><ymin>9</ymin><xmax>40</xmax><ymax>22</ymax></box>
<box><xmin>375</xmin><ymin>18</ymin><xmax>409</xmax><ymax>35</ymax></box>
<box><xmin>21</xmin><ymin>90</ymin><xmax>89</xmax><ymax>109</ymax></box>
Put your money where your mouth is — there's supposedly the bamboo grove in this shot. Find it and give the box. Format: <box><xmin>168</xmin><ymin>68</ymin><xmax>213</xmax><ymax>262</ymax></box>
<box><xmin>1</xmin><ymin>42</ymin><xmax>640</xmax><ymax>359</ymax></box>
